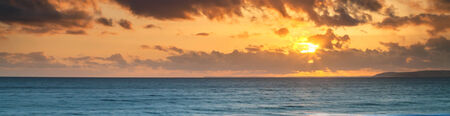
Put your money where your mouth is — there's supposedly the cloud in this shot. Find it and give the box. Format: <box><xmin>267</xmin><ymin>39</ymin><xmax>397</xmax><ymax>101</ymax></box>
<box><xmin>0</xmin><ymin>52</ymin><xmax>65</xmax><ymax>68</ymax></box>
<box><xmin>20</xmin><ymin>27</ymin><xmax>55</xmax><ymax>34</ymax></box>
<box><xmin>132</xmin><ymin>37</ymin><xmax>450</xmax><ymax>73</ymax></box>
<box><xmin>65</xmin><ymin>54</ymin><xmax>128</xmax><ymax>68</ymax></box>
<box><xmin>96</xmin><ymin>17</ymin><xmax>113</xmax><ymax>26</ymax></box>
<box><xmin>308</xmin><ymin>29</ymin><xmax>350</xmax><ymax>50</ymax></box>
<box><xmin>250</xmin><ymin>0</ymin><xmax>379</xmax><ymax>26</ymax></box>
<box><xmin>375</xmin><ymin>14</ymin><xmax>450</xmax><ymax>35</ymax></box>
<box><xmin>245</xmin><ymin>45</ymin><xmax>264</xmax><ymax>52</ymax></box>
<box><xmin>425</xmin><ymin>36</ymin><xmax>450</xmax><ymax>52</ymax></box>
<box><xmin>170</xmin><ymin>47</ymin><xmax>184</xmax><ymax>54</ymax></box>
<box><xmin>319</xmin><ymin>37</ymin><xmax>450</xmax><ymax>71</ymax></box>
<box><xmin>153</xmin><ymin>45</ymin><xmax>166</xmax><ymax>52</ymax></box>
<box><xmin>251</xmin><ymin>0</ymin><xmax>290</xmax><ymax>17</ymax></box>
<box><xmin>0</xmin><ymin>0</ymin><xmax>95</xmax><ymax>32</ymax></box>
<box><xmin>123</xmin><ymin>28</ymin><xmax>450</xmax><ymax>74</ymax></box>
<box><xmin>65</xmin><ymin>30</ymin><xmax>86</xmax><ymax>35</ymax></box>
<box><xmin>2</xmin><ymin>37</ymin><xmax>449</xmax><ymax>75</ymax></box>
<box><xmin>427</xmin><ymin>0</ymin><xmax>450</xmax><ymax>13</ymax></box>
<box><xmin>113</xmin><ymin>0</ymin><xmax>243</xmax><ymax>20</ymax></box>
<box><xmin>140</xmin><ymin>45</ymin><xmax>150</xmax><ymax>49</ymax></box>
<box><xmin>118</xmin><ymin>19</ymin><xmax>132</xmax><ymax>29</ymax></box>
<box><xmin>113</xmin><ymin>0</ymin><xmax>383</xmax><ymax>26</ymax></box>
<box><xmin>343</xmin><ymin>0</ymin><xmax>383</xmax><ymax>12</ymax></box>
<box><xmin>312</xmin><ymin>7</ymin><xmax>371</xmax><ymax>26</ymax></box>
<box><xmin>141</xmin><ymin>50</ymin><xmax>317</xmax><ymax>73</ymax></box>
<box><xmin>153</xmin><ymin>45</ymin><xmax>184</xmax><ymax>54</ymax></box>
<box><xmin>144</xmin><ymin>24</ymin><xmax>161</xmax><ymax>29</ymax></box>
<box><xmin>274</xmin><ymin>28</ymin><xmax>289</xmax><ymax>37</ymax></box>
<box><xmin>0</xmin><ymin>52</ymin><xmax>128</xmax><ymax>69</ymax></box>
<box><xmin>281</xmin><ymin>0</ymin><xmax>383</xmax><ymax>26</ymax></box>
<box><xmin>105</xmin><ymin>54</ymin><xmax>128</xmax><ymax>68</ymax></box>
<box><xmin>195</xmin><ymin>32</ymin><xmax>210</xmax><ymax>36</ymax></box>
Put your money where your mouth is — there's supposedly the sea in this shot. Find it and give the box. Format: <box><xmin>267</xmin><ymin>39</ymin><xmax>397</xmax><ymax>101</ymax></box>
<box><xmin>0</xmin><ymin>77</ymin><xmax>449</xmax><ymax>116</ymax></box>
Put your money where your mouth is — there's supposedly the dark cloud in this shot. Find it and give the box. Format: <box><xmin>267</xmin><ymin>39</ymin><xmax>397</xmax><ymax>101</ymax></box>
<box><xmin>113</xmin><ymin>0</ymin><xmax>243</xmax><ymax>20</ymax></box>
<box><xmin>154</xmin><ymin>45</ymin><xmax>166</xmax><ymax>52</ymax></box>
<box><xmin>425</xmin><ymin>36</ymin><xmax>450</xmax><ymax>52</ymax></box>
<box><xmin>319</xmin><ymin>37</ymin><xmax>450</xmax><ymax>71</ymax></box>
<box><xmin>245</xmin><ymin>45</ymin><xmax>264</xmax><ymax>52</ymax></box>
<box><xmin>308</xmin><ymin>29</ymin><xmax>350</xmax><ymax>50</ymax></box>
<box><xmin>195</xmin><ymin>32</ymin><xmax>210</xmax><ymax>36</ymax></box>
<box><xmin>113</xmin><ymin>0</ymin><xmax>382</xmax><ymax>26</ymax></box>
<box><xmin>96</xmin><ymin>17</ymin><xmax>113</xmax><ymax>26</ymax></box>
<box><xmin>153</xmin><ymin>45</ymin><xmax>184</xmax><ymax>54</ymax></box>
<box><xmin>105</xmin><ymin>54</ymin><xmax>128</xmax><ymax>68</ymax></box>
<box><xmin>140</xmin><ymin>45</ymin><xmax>150</xmax><ymax>49</ymax></box>
<box><xmin>0</xmin><ymin>0</ymin><xmax>93</xmax><ymax>30</ymax></box>
<box><xmin>64</xmin><ymin>56</ymin><xmax>103</xmax><ymax>67</ymax></box>
<box><xmin>313</xmin><ymin>7</ymin><xmax>372</xmax><ymax>26</ymax></box>
<box><xmin>65</xmin><ymin>30</ymin><xmax>86</xmax><ymax>35</ymax></box>
<box><xmin>251</xmin><ymin>0</ymin><xmax>378</xmax><ymax>26</ymax></box>
<box><xmin>65</xmin><ymin>54</ymin><xmax>128</xmax><ymax>68</ymax></box>
<box><xmin>134</xmin><ymin>49</ymin><xmax>317</xmax><ymax>73</ymax></box>
<box><xmin>169</xmin><ymin>47</ymin><xmax>184</xmax><ymax>54</ymax></box>
<box><xmin>274</xmin><ymin>28</ymin><xmax>289</xmax><ymax>37</ymax></box>
<box><xmin>341</xmin><ymin>0</ymin><xmax>383</xmax><ymax>11</ymax></box>
<box><xmin>144</xmin><ymin>24</ymin><xmax>155</xmax><ymax>28</ymax></box>
<box><xmin>144</xmin><ymin>24</ymin><xmax>161</xmax><ymax>29</ymax></box>
<box><xmin>0</xmin><ymin>52</ymin><xmax>65</xmax><ymax>68</ymax></box>
<box><xmin>251</xmin><ymin>0</ymin><xmax>290</xmax><ymax>17</ymax></box>
<box><xmin>262</xmin><ymin>0</ymin><xmax>384</xmax><ymax>26</ymax></box>
<box><xmin>118</xmin><ymin>19</ymin><xmax>132</xmax><ymax>29</ymax></box>
<box><xmin>428</xmin><ymin>0</ymin><xmax>450</xmax><ymax>12</ymax></box>
<box><xmin>375</xmin><ymin>14</ymin><xmax>450</xmax><ymax>35</ymax></box>
<box><xmin>20</xmin><ymin>27</ymin><xmax>55</xmax><ymax>34</ymax></box>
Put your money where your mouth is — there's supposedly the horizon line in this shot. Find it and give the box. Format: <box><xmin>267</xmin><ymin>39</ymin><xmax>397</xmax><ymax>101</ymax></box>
<box><xmin>0</xmin><ymin>76</ymin><xmax>374</xmax><ymax>78</ymax></box>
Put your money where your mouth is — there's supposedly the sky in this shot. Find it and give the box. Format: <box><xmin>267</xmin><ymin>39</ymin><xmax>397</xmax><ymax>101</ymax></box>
<box><xmin>0</xmin><ymin>0</ymin><xmax>449</xmax><ymax>77</ymax></box>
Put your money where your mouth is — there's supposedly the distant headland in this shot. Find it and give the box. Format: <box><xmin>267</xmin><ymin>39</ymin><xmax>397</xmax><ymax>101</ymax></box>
<box><xmin>373</xmin><ymin>70</ymin><xmax>450</xmax><ymax>77</ymax></box>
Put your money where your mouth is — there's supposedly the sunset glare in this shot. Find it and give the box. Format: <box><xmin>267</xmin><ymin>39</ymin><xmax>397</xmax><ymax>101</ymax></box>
<box><xmin>295</xmin><ymin>42</ymin><xmax>320</xmax><ymax>53</ymax></box>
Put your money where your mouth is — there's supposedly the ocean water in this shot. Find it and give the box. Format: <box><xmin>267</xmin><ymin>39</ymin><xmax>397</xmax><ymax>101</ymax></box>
<box><xmin>0</xmin><ymin>77</ymin><xmax>449</xmax><ymax>116</ymax></box>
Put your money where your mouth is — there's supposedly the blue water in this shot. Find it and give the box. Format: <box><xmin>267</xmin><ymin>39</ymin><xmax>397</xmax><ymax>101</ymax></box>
<box><xmin>0</xmin><ymin>77</ymin><xmax>449</xmax><ymax>116</ymax></box>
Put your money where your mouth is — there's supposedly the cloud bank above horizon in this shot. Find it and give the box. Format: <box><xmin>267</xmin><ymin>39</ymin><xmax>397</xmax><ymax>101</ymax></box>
<box><xmin>0</xmin><ymin>0</ymin><xmax>449</xmax><ymax>77</ymax></box>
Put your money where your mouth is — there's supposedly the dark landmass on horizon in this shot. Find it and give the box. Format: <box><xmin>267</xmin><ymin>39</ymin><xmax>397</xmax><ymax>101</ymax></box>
<box><xmin>374</xmin><ymin>70</ymin><xmax>450</xmax><ymax>78</ymax></box>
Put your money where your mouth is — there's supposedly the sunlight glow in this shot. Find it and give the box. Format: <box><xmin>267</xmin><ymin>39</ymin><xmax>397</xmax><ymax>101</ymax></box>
<box><xmin>308</xmin><ymin>59</ymin><xmax>314</xmax><ymax>64</ymax></box>
<box><xmin>294</xmin><ymin>42</ymin><xmax>319</xmax><ymax>53</ymax></box>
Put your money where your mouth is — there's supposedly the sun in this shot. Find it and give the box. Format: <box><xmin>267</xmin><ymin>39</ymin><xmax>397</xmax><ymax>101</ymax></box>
<box><xmin>294</xmin><ymin>42</ymin><xmax>319</xmax><ymax>53</ymax></box>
